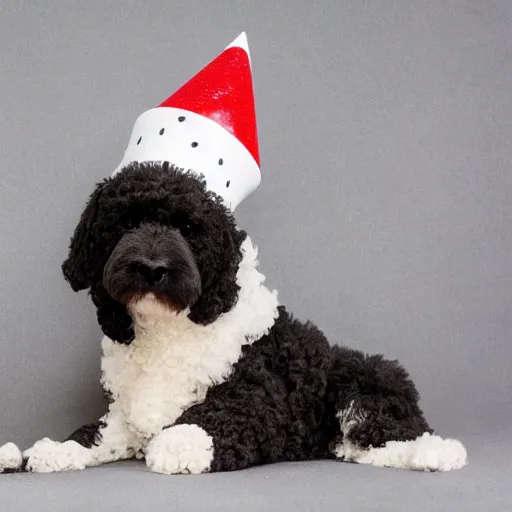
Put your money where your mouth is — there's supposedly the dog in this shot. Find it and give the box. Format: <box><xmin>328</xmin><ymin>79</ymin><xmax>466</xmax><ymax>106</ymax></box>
<box><xmin>0</xmin><ymin>162</ymin><xmax>467</xmax><ymax>474</ymax></box>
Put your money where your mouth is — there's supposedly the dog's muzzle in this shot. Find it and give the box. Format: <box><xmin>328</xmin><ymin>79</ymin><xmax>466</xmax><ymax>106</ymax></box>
<box><xmin>102</xmin><ymin>224</ymin><xmax>201</xmax><ymax>311</ymax></box>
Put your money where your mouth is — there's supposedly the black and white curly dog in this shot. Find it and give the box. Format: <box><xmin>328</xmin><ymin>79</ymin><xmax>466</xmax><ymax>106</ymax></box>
<box><xmin>0</xmin><ymin>162</ymin><xmax>467</xmax><ymax>475</ymax></box>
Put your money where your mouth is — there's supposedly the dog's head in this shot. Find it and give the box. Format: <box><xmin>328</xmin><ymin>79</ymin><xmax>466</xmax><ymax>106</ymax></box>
<box><xmin>62</xmin><ymin>161</ymin><xmax>247</xmax><ymax>343</ymax></box>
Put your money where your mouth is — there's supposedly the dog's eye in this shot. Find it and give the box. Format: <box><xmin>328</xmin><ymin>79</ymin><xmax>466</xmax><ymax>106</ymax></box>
<box><xmin>173</xmin><ymin>217</ymin><xmax>194</xmax><ymax>237</ymax></box>
<box><xmin>177</xmin><ymin>222</ymin><xmax>193</xmax><ymax>237</ymax></box>
<box><xmin>120</xmin><ymin>217</ymin><xmax>136</xmax><ymax>231</ymax></box>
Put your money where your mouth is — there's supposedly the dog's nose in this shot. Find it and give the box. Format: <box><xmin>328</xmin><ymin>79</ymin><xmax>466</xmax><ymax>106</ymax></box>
<box><xmin>136</xmin><ymin>262</ymin><xmax>169</xmax><ymax>285</ymax></box>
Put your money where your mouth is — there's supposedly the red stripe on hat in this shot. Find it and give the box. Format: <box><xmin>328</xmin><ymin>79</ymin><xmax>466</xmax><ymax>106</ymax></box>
<box><xmin>158</xmin><ymin>47</ymin><xmax>260</xmax><ymax>167</ymax></box>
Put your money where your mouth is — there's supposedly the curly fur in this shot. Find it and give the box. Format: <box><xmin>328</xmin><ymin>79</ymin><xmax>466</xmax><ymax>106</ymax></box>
<box><xmin>0</xmin><ymin>162</ymin><xmax>467</xmax><ymax>474</ymax></box>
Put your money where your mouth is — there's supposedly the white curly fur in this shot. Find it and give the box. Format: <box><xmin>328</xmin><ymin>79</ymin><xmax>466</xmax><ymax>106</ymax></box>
<box><xmin>0</xmin><ymin>442</ymin><xmax>22</xmax><ymax>472</ymax></box>
<box><xmin>145</xmin><ymin>424</ymin><xmax>214</xmax><ymax>474</ymax></box>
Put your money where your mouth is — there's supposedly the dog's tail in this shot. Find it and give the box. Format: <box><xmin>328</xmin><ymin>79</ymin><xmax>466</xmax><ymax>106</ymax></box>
<box><xmin>0</xmin><ymin>443</ymin><xmax>28</xmax><ymax>473</ymax></box>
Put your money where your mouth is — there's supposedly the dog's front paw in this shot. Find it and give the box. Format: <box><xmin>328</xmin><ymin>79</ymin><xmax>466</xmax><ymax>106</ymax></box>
<box><xmin>0</xmin><ymin>442</ymin><xmax>23</xmax><ymax>473</ymax></box>
<box><xmin>23</xmin><ymin>438</ymin><xmax>87</xmax><ymax>473</ymax></box>
<box><xmin>145</xmin><ymin>424</ymin><xmax>213</xmax><ymax>475</ymax></box>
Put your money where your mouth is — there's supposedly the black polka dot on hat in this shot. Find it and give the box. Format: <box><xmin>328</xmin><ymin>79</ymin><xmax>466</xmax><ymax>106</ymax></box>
<box><xmin>191</xmin><ymin>142</ymin><xmax>198</xmax><ymax>148</ymax></box>
<box><xmin>178</xmin><ymin>116</ymin><xmax>186</xmax><ymax>122</ymax></box>
<box><xmin>226</xmin><ymin>180</ymin><xmax>231</xmax><ymax>188</ymax></box>
<box><xmin>159</xmin><ymin>128</ymin><xmax>165</xmax><ymax>135</ymax></box>
<box><xmin>137</xmin><ymin>136</ymin><xmax>142</xmax><ymax>145</ymax></box>
<box><xmin>218</xmin><ymin>158</ymin><xmax>224</xmax><ymax>165</ymax></box>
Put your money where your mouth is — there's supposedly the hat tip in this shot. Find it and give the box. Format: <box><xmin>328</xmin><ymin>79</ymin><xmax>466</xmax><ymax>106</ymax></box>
<box><xmin>226</xmin><ymin>31</ymin><xmax>250</xmax><ymax>54</ymax></box>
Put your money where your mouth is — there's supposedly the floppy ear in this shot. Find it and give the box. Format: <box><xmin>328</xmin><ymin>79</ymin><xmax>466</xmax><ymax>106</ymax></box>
<box><xmin>62</xmin><ymin>180</ymin><xmax>134</xmax><ymax>343</ymax></box>
<box><xmin>90</xmin><ymin>284</ymin><xmax>135</xmax><ymax>344</ymax></box>
<box><xmin>62</xmin><ymin>181</ymin><xmax>106</xmax><ymax>292</ymax></box>
<box><xmin>189</xmin><ymin>228</ymin><xmax>247</xmax><ymax>325</ymax></box>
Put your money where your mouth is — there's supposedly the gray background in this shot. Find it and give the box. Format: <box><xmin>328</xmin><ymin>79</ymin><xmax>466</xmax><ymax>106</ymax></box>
<box><xmin>1</xmin><ymin>1</ymin><xmax>511</xmax><ymax>510</ymax></box>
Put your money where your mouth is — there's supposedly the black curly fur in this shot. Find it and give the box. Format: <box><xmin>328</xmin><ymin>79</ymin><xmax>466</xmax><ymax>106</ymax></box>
<box><xmin>66</xmin><ymin>421</ymin><xmax>107</xmax><ymax>448</ymax></box>
<box><xmin>327</xmin><ymin>345</ymin><xmax>433</xmax><ymax>449</ymax></box>
<box><xmin>56</xmin><ymin>161</ymin><xmax>434</xmax><ymax>473</ymax></box>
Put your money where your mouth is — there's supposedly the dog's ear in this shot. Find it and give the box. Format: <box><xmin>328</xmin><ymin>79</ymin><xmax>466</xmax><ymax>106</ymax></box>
<box><xmin>90</xmin><ymin>284</ymin><xmax>135</xmax><ymax>344</ymax></box>
<box><xmin>189</xmin><ymin>228</ymin><xmax>247</xmax><ymax>325</ymax></box>
<box><xmin>62</xmin><ymin>181</ymin><xmax>106</xmax><ymax>292</ymax></box>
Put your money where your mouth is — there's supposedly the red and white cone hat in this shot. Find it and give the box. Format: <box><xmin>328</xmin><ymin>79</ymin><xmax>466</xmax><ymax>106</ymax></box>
<box><xmin>113</xmin><ymin>32</ymin><xmax>260</xmax><ymax>210</ymax></box>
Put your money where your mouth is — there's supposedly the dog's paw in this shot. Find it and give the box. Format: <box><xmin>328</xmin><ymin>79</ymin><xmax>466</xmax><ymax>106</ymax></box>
<box><xmin>0</xmin><ymin>442</ymin><xmax>23</xmax><ymax>473</ymax></box>
<box><xmin>408</xmin><ymin>433</ymin><xmax>467</xmax><ymax>472</ymax></box>
<box><xmin>145</xmin><ymin>424</ymin><xmax>213</xmax><ymax>475</ymax></box>
<box><xmin>344</xmin><ymin>432</ymin><xmax>467</xmax><ymax>472</ymax></box>
<box><xmin>23</xmin><ymin>438</ymin><xmax>87</xmax><ymax>473</ymax></box>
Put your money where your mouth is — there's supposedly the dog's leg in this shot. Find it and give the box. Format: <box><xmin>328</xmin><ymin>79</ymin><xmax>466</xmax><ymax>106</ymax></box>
<box><xmin>335</xmin><ymin>401</ymin><xmax>467</xmax><ymax>472</ymax></box>
<box><xmin>144</xmin><ymin>410</ymin><xmax>268</xmax><ymax>475</ymax></box>
<box><xmin>144</xmin><ymin>415</ymin><xmax>269</xmax><ymax>475</ymax></box>
<box><xmin>0</xmin><ymin>412</ymin><xmax>138</xmax><ymax>473</ymax></box>
<box><xmin>328</xmin><ymin>345</ymin><xmax>467</xmax><ymax>471</ymax></box>
<box><xmin>145</xmin><ymin>387</ymin><xmax>286</xmax><ymax>474</ymax></box>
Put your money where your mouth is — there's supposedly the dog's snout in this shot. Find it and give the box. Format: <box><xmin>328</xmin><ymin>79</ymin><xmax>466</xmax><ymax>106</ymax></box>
<box><xmin>136</xmin><ymin>262</ymin><xmax>169</xmax><ymax>286</ymax></box>
<box><xmin>103</xmin><ymin>224</ymin><xmax>202</xmax><ymax>309</ymax></box>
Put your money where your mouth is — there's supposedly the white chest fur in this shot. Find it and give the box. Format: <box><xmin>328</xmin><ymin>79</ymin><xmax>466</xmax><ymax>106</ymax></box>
<box><xmin>100</xmin><ymin>237</ymin><xmax>279</xmax><ymax>440</ymax></box>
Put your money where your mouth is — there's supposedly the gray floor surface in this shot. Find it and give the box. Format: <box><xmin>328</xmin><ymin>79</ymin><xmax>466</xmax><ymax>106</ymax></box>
<box><xmin>1</xmin><ymin>430</ymin><xmax>510</xmax><ymax>511</ymax></box>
